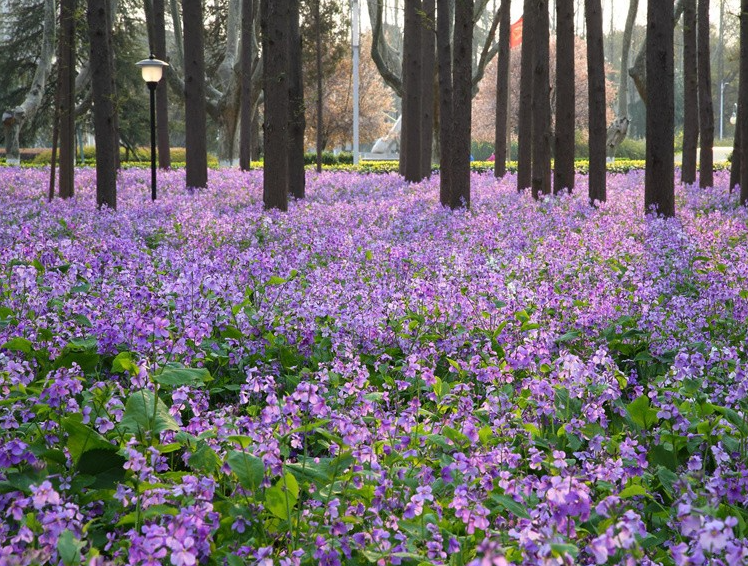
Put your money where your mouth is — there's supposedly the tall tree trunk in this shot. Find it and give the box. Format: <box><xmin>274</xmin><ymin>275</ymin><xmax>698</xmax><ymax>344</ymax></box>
<box><xmin>450</xmin><ymin>0</ymin><xmax>473</xmax><ymax>207</ymax></box>
<box><xmin>517</xmin><ymin>0</ymin><xmax>535</xmax><ymax>191</ymax></box>
<box><xmin>288</xmin><ymin>0</ymin><xmax>305</xmax><ymax>199</ymax></box>
<box><xmin>183</xmin><ymin>0</ymin><xmax>208</xmax><ymax>189</ymax></box>
<box><xmin>618</xmin><ymin>0</ymin><xmax>638</xmax><ymax>118</ymax></box>
<box><xmin>437</xmin><ymin>0</ymin><xmax>453</xmax><ymax>205</ymax></box>
<box><xmin>58</xmin><ymin>0</ymin><xmax>76</xmax><ymax>199</ymax></box>
<box><xmin>731</xmin><ymin>110</ymin><xmax>741</xmax><ymax>192</ymax></box>
<box><xmin>240</xmin><ymin>0</ymin><xmax>253</xmax><ymax>171</ymax></box>
<box><xmin>420</xmin><ymin>0</ymin><xmax>436</xmax><ymax>178</ymax></box>
<box><xmin>154</xmin><ymin>0</ymin><xmax>171</xmax><ymax>168</ymax></box>
<box><xmin>740</xmin><ymin>0</ymin><xmax>748</xmax><ymax>205</ymax></box>
<box><xmin>531</xmin><ymin>0</ymin><xmax>551</xmax><ymax>200</ymax></box>
<box><xmin>494</xmin><ymin>0</ymin><xmax>510</xmax><ymax>178</ymax></box>
<box><xmin>645</xmin><ymin>0</ymin><xmax>675</xmax><ymax>217</ymax></box>
<box><xmin>87</xmin><ymin>0</ymin><xmax>118</xmax><ymax>209</ymax></box>
<box><xmin>586</xmin><ymin>0</ymin><xmax>606</xmax><ymax>204</ymax></box>
<box><xmin>554</xmin><ymin>0</ymin><xmax>574</xmax><ymax>192</ymax></box>
<box><xmin>315</xmin><ymin>0</ymin><xmax>323</xmax><ymax>173</ymax></box>
<box><xmin>401</xmin><ymin>0</ymin><xmax>423</xmax><ymax>182</ymax></box>
<box><xmin>697</xmin><ymin>0</ymin><xmax>714</xmax><ymax>188</ymax></box>
<box><xmin>681</xmin><ymin>0</ymin><xmax>698</xmax><ymax>185</ymax></box>
<box><xmin>262</xmin><ymin>0</ymin><xmax>289</xmax><ymax>210</ymax></box>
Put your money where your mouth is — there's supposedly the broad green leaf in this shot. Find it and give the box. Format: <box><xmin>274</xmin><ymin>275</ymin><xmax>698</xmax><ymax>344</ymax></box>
<box><xmin>657</xmin><ymin>466</ymin><xmax>679</xmax><ymax>497</ymax></box>
<box><xmin>117</xmin><ymin>505</ymin><xmax>178</xmax><ymax>526</ymax></box>
<box><xmin>1</xmin><ymin>337</ymin><xmax>32</xmax><ymax>354</ymax></box>
<box><xmin>550</xmin><ymin>543</ymin><xmax>579</xmax><ymax>558</ymax></box>
<box><xmin>57</xmin><ymin>529</ymin><xmax>85</xmax><ymax>566</ymax></box>
<box><xmin>112</xmin><ymin>351</ymin><xmax>139</xmax><ymax>375</ymax></box>
<box><xmin>120</xmin><ymin>389</ymin><xmax>180</xmax><ymax>435</ymax></box>
<box><xmin>626</xmin><ymin>395</ymin><xmax>659</xmax><ymax>429</ymax></box>
<box><xmin>62</xmin><ymin>415</ymin><xmax>115</xmax><ymax>463</ymax></box>
<box><xmin>267</xmin><ymin>276</ymin><xmax>287</xmax><ymax>285</ymax></box>
<box><xmin>712</xmin><ymin>405</ymin><xmax>748</xmax><ymax>435</ymax></box>
<box><xmin>154</xmin><ymin>365</ymin><xmax>212</xmax><ymax>388</ymax></box>
<box><xmin>490</xmin><ymin>493</ymin><xmax>531</xmax><ymax>519</ymax></box>
<box><xmin>619</xmin><ymin>484</ymin><xmax>648</xmax><ymax>498</ymax></box>
<box><xmin>189</xmin><ymin>442</ymin><xmax>221</xmax><ymax>474</ymax></box>
<box><xmin>78</xmin><ymin>448</ymin><xmax>127</xmax><ymax>489</ymax></box>
<box><xmin>264</xmin><ymin>473</ymin><xmax>298</xmax><ymax>520</ymax></box>
<box><xmin>227</xmin><ymin>450</ymin><xmax>265</xmax><ymax>491</ymax></box>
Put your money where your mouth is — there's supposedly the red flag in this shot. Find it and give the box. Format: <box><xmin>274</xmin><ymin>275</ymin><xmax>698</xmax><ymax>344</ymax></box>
<box><xmin>509</xmin><ymin>17</ymin><xmax>523</xmax><ymax>49</ymax></box>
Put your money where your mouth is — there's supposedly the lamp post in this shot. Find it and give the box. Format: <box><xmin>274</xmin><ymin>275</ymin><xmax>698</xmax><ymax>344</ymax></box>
<box><xmin>720</xmin><ymin>81</ymin><xmax>730</xmax><ymax>140</ymax></box>
<box><xmin>731</xmin><ymin>103</ymin><xmax>738</xmax><ymax>127</ymax></box>
<box><xmin>136</xmin><ymin>55</ymin><xmax>169</xmax><ymax>200</ymax></box>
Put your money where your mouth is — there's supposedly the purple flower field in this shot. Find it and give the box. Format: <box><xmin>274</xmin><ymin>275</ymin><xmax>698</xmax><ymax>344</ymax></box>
<box><xmin>1</xmin><ymin>166</ymin><xmax>748</xmax><ymax>565</ymax></box>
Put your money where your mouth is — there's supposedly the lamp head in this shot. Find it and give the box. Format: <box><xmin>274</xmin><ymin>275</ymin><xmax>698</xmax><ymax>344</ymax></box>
<box><xmin>136</xmin><ymin>54</ymin><xmax>169</xmax><ymax>85</ymax></box>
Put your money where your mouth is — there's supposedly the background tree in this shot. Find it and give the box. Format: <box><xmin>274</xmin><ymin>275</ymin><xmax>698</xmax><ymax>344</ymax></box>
<box><xmin>437</xmin><ymin>0</ymin><xmax>453</xmax><ymax>205</ymax></box>
<box><xmin>531</xmin><ymin>0</ymin><xmax>551</xmax><ymax>200</ymax></box>
<box><xmin>450</xmin><ymin>0</ymin><xmax>474</xmax><ymax>207</ymax></box>
<box><xmin>494</xmin><ymin>0</ymin><xmax>510</xmax><ymax>178</ymax></box>
<box><xmin>58</xmin><ymin>0</ymin><xmax>77</xmax><ymax>199</ymax></box>
<box><xmin>681</xmin><ymin>0</ymin><xmax>698</xmax><ymax>185</ymax></box>
<box><xmin>697</xmin><ymin>0</ymin><xmax>714</xmax><ymax>188</ymax></box>
<box><xmin>517</xmin><ymin>0</ymin><xmax>534</xmax><ymax>191</ymax></box>
<box><xmin>740</xmin><ymin>0</ymin><xmax>747</xmax><ymax>205</ymax></box>
<box><xmin>183</xmin><ymin>0</ymin><xmax>208</xmax><ymax>189</ymax></box>
<box><xmin>239</xmin><ymin>0</ymin><xmax>253</xmax><ymax>171</ymax></box>
<box><xmin>87</xmin><ymin>0</ymin><xmax>118</xmax><ymax>209</ymax></box>
<box><xmin>262</xmin><ymin>0</ymin><xmax>289</xmax><ymax>211</ymax></box>
<box><xmin>153</xmin><ymin>0</ymin><xmax>170</xmax><ymax>168</ymax></box>
<box><xmin>420</xmin><ymin>0</ymin><xmax>436</xmax><ymax>175</ymax></box>
<box><xmin>289</xmin><ymin>0</ymin><xmax>305</xmax><ymax>199</ymax></box>
<box><xmin>400</xmin><ymin>0</ymin><xmax>423</xmax><ymax>181</ymax></box>
<box><xmin>586</xmin><ymin>0</ymin><xmax>606</xmax><ymax>204</ymax></box>
<box><xmin>554</xmin><ymin>0</ymin><xmax>574</xmax><ymax>192</ymax></box>
<box><xmin>645</xmin><ymin>0</ymin><xmax>674</xmax><ymax>217</ymax></box>
<box><xmin>608</xmin><ymin>0</ymin><xmax>638</xmax><ymax>159</ymax></box>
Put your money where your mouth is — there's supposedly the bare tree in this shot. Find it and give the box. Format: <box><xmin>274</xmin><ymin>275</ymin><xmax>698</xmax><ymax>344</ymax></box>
<box><xmin>240</xmin><ymin>0</ymin><xmax>254</xmax><ymax>171</ymax></box>
<box><xmin>262</xmin><ymin>0</ymin><xmax>289</xmax><ymax>210</ymax></box>
<box><xmin>183</xmin><ymin>0</ymin><xmax>208</xmax><ymax>189</ymax></box>
<box><xmin>531</xmin><ymin>0</ymin><xmax>551</xmax><ymax>200</ymax></box>
<box><xmin>554</xmin><ymin>0</ymin><xmax>574</xmax><ymax>192</ymax></box>
<box><xmin>401</xmin><ymin>0</ymin><xmax>423</xmax><ymax>181</ymax></box>
<box><xmin>681</xmin><ymin>0</ymin><xmax>698</xmax><ymax>185</ymax></box>
<box><xmin>2</xmin><ymin>0</ymin><xmax>55</xmax><ymax>165</ymax></box>
<box><xmin>740</xmin><ymin>0</ymin><xmax>747</xmax><ymax>205</ymax></box>
<box><xmin>437</xmin><ymin>0</ymin><xmax>453</xmax><ymax>204</ymax></box>
<box><xmin>451</xmin><ymin>0</ymin><xmax>474</xmax><ymax>207</ymax></box>
<box><xmin>420</xmin><ymin>0</ymin><xmax>436</xmax><ymax>176</ymax></box>
<box><xmin>154</xmin><ymin>0</ymin><xmax>170</xmax><ymax>169</ymax></box>
<box><xmin>697</xmin><ymin>0</ymin><xmax>714</xmax><ymax>188</ymax></box>
<box><xmin>645</xmin><ymin>0</ymin><xmax>675</xmax><ymax>217</ymax></box>
<box><xmin>586</xmin><ymin>0</ymin><xmax>606</xmax><ymax>204</ymax></box>
<box><xmin>87</xmin><ymin>0</ymin><xmax>118</xmax><ymax>209</ymax></box>
<box><xmin>58</xmin><ymin>0</ymin><xmax>76</xmax><ymax>199</ymax></box>
<box><xmin>494</xmin><ymin>0</ymin><xmax>510</xmax><ymax>178</ymax></box>
<box><xmin>288</xmin><ymin>0</ymin><xmax>305</xmax><ymax>199</ymax></box>
<box><xmin>605</xmin><ymin>0</ymin><xmax>637</xmax><ymax>159</ymax></box>
<box><xmin>517</xmin><ymin>0</ymin><xmax>534</xmax><ymax>191</ymax></box>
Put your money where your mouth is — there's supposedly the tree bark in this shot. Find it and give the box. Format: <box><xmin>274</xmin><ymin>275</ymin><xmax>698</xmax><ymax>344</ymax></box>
<box><xmin>494</xmin><ymin>0</ymin><xmax>510</xmax><ymax>178</ymax></box>
<box><xmin>586</xmin><ymin>0</ymin><xmax>606</xmax><ymax>204</ymax></box>
<box><xmin>554</xmin><ymin>0</ymin><xmax>574</xmax><ymax>192</ymax></box>
<box><xmin>183</xmin><ymin>0</ymin><xmax>208</xmax><ymax>189</ymax></box>
<box><xmin>240</xmin><ymin>0</ymin><xmax>253</xmax><ymax>171</ymax></box>
<box><xmin>645</xmin><ymin>0</ymin><xmax>675</xmax><ymax>217</ymax></box>
<box><xmin>618</xmin><ymin>0</ymin><xmax>638</xmax><ymax>117</ymax></box>
<box><xmin>262</xmin><ymin>0</ymin><xmax>289</xmax><ymax>210</ymax></box>
<box><xmin>58</xmin><ymin>0</ymin><xmax>76</xmax><ymax>199</ymax></box>
<box><xmin>87</xmin><ymin>0</ymin><xmax>118</xmax><ymax>209</ymax></box>
<box><xmin>697</xmin><ymin>0</ymin><xmax>714</xmax><ymax>188</ymax></box>
<box><xmin>154</xmin><ymin>0</ymin><xmax>171</xmax><ymax>168</ymax></box>
<box><xmin>401</xmin><ymin>0</ymin><xmax>423</xmax><ymax>181</ymax></box>
<box><xmin>517</xmin><ymin>0</ymin><xmax>534</xmax><ymax>191</ymax></box>
<box><xmin>740</xmin><ymin>0</ymin><xmax>748</xmax><ymax>205</ymax></box>
<box><xmin>288</xmin><ymin>0</ymin><xmax>305</xmax><ymax>199</ymax></box>
<box><xmin>731</xmin><ymin>110</ymin><xmax>741</xmax><ymax>192</ymax></box>
<box><xmin>681</xmin><ymin>0</ymin><xmax>698</xmax><ymax>185</ymax></box>
<box><xmin>315</xmin><ymin>0</ymin><xmax>323</xmax><ymax>172</ymax></box>
<box><xmin>450</xmin><ymin>0</ymin><xmax>473</xmax><ymax>207</ymax></box>
<box><xmin>437</xmin><ymin>0</ymin><xmax>453</xmax><ymax>205</ymax></box>
<box><xmin>420</xmin><ymin>0</ymin><xmax>436</xmax><ymax>177</ymax></box>
<box><xmin>531</xmin><ymin>0</ymin><xmax>551</xmax><ymax>200</ymax></box>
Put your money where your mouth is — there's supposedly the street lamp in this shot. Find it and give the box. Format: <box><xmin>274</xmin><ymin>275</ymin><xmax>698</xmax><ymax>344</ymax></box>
<box><xmin>136</xmin><ymin>54</ymin><xmax>169</xmax><ymax>200</ymax></box>
<box><xmin>730</xmin><ymin>103</ymin><xmax>737</xmax><ymax>126</ymax></box>
<box><xmin>720</xmin><ymin>81</ymin><xmax>729</xmax><ymax>140</ymax></box>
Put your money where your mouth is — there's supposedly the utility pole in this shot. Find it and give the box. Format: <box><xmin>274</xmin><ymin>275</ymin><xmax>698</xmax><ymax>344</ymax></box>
<box><xmin>352</xmin><ymin>0</ymin><xmax>360</xmax><ymax>165</ymax></box>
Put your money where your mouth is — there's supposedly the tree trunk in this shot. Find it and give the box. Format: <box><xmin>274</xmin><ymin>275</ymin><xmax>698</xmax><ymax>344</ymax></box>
<box><xmin>645</xmin><ymin>0</ymin><xmax>675</xmax><ymax>217</ymax></box>
<box><xmin>262</xmin><ymin>0</ymin><xmax>289</xmax><ymax>210</ymax></box>
<box><xmin>154</xmin><ymin>0</ymin><xmax>171</xmax><ymax>168</ymax></box>
<box><xmin>697</xmin><ymin>0</ymin><xmax>714</xmax><ymax>188</ymax></box>
<box><xmin>401</xmin><ymin>0</ymin><xmax>423</xmax><ymax>181</ymax></box>
<box><xmin>586</xmin><ymin>0</ymin><xmax>606</xmax><ymax>204</ymax></box>
<box><xmin>420</xmin><ymin>0</ymin><xmax>436</xmax><ymax>178</ymax></box>
<box><xmin>618</xmin><ymin>0</ymin><xmax>638</xmax><ymax>117</ymax></box>
<box><xmin>740</xmin><ymin>0</ymin><xmax>748</xmax><ymax>205</ymax></box>
<box><xmin>437</xmin><ymin>0</ymin><xmax>453</xmax><ymax>205</ymax></box>
<box><xmin>315</xmin><ymin>0</ymin><xmax>323</xmax><ymax>173</ymax></box>
<box><xmin>730</xmin><ymin>110</ymin><xmax>741</xmax><ymax>191</ymax></box>
<box><xmin>681</xmin><ymin>0</ymin><xmax>698</xmax><ymax>185</ymax></box>
<box><xmin>240</xmin><ymin>0</ymin><xmax>253</xmax><ymax>171</ymax></box>
<box><xmin>183</xmin><ymin>0</ymin><xmax>208</xmax><ymax>189</ymax></box>
<box><xmin>3</xmin><ymin>0</ymin><xmax>55</xmax><ymax>165</ymax></box>
<box><xmin>87</xmin><ymin>0</ymin><xmax>118</xmax><ymax>209</ymax></box>
<box><xmin>288</xmin><ymin>0</ymin><xmax>305</xmax><ymax>199</ymax></box>
<box><xmin>554</xmin><ymin>0</ymin><xmax>574</xmax><ymax>192</ymax></box>
<box><xmin>58</xmin><ymin>0</ymin><xmax>76</xmax><ymax>199</ymax></box>
<box><xmin>494</xmin><ymin>0</ymin><xmax>510</xmax><ymax>178</ymax></box>
<box><xmin>450</xmin><ymin>0</ymin><xmax>473</xmax><ymax>207</ymax></box>
<box><xmin>517</xmin><ymin>0</ymin><xmax>535</xmax><ymax>191</ymax></box>
<box><xmin>531</xmin><ymin>0</ymin><xmax>551</xmax><ymax>200</ymax></box>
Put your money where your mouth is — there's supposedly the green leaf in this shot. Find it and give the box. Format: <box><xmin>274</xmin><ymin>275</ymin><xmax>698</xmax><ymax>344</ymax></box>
<box><xmin>120</xmin><ymin>389</ymin><xmax>180</xmax><ymax>436</ymax></box>
<box><xmin>227</xmin><ymin>450</ymin><xmax>265</xmax><ymax>491</ymax></box>
<box><xmin>117</xmin><ymin>505</ymin><xmax>178</xmax><ymax>526</ymax></box>
<box><xmin>78</xmin><ymin>448</ymin><xmax>127</xmax><ymax>489</ymax></box>
<box><xmin>626</xmin><ymin>395</ymin><xmax>659</xmax><ymax>429</ymax></box>
<box><xmin>154</xmin><ymin>365</ymin><xmax>212</xmax><ymax>388</ymax></box>
<box><xmin>54</xmin><ymin>338</ymin><xmax>99</xmax><ymax>373</ymax></box>
<box><xmin>1</xmin><ymin>337</ymin><xmax>32</xmax><ymax>354</ymax></box>
<box><xmin>267</xmin><ymin>276</ymin><xmax>287</xmax><ymax>285</ymax></box>
<box><xmin>62</xmin><ymin>415</ymin><xmax>116</xmax><ymax>463</ymax></box>
<box><xmin>490</xmin><ymin>493</ymin><xmax>531</xmax><ymax>519</ymax></box>
<box><xmin>550</xmin><ymin>543</ymin><xmax>579</xmax><ymax>558</ymax></box>
<box><xmin>265</xmin><ymin>473</ymin><xmax>298</xmax><ymax>519</ymax></box>
<box><xmin>112</xmin><ymin>351</ymin><xmax>139</xmax><ymax>375</ymax></box>
<box><xmin>220</xmin><ymin>325</ymin><xmax>244</xmax><ymax>340</ymax></box>
<box><xmin>57</xmin><ymin>529</ymin><xmax>85</xmax><ymax>566</ymax></box>
<box><xmin>712</xmin><ymin>405</ymin><xmax>748</xmax><ymax>435</ymax></box>
<box><xmin>657</xmin><ymin>466</ymin><xmax>679</xmax><ymax>497</ymax></box>
<box><xmin>189</xmin><ymin>442</ymin><xmax>221</xmax><ymax>474</ymax></box>
<box><xmin>619</xmin><ymin>484</ymin><xmax>648</xmax><ymax>498</ymax></box>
